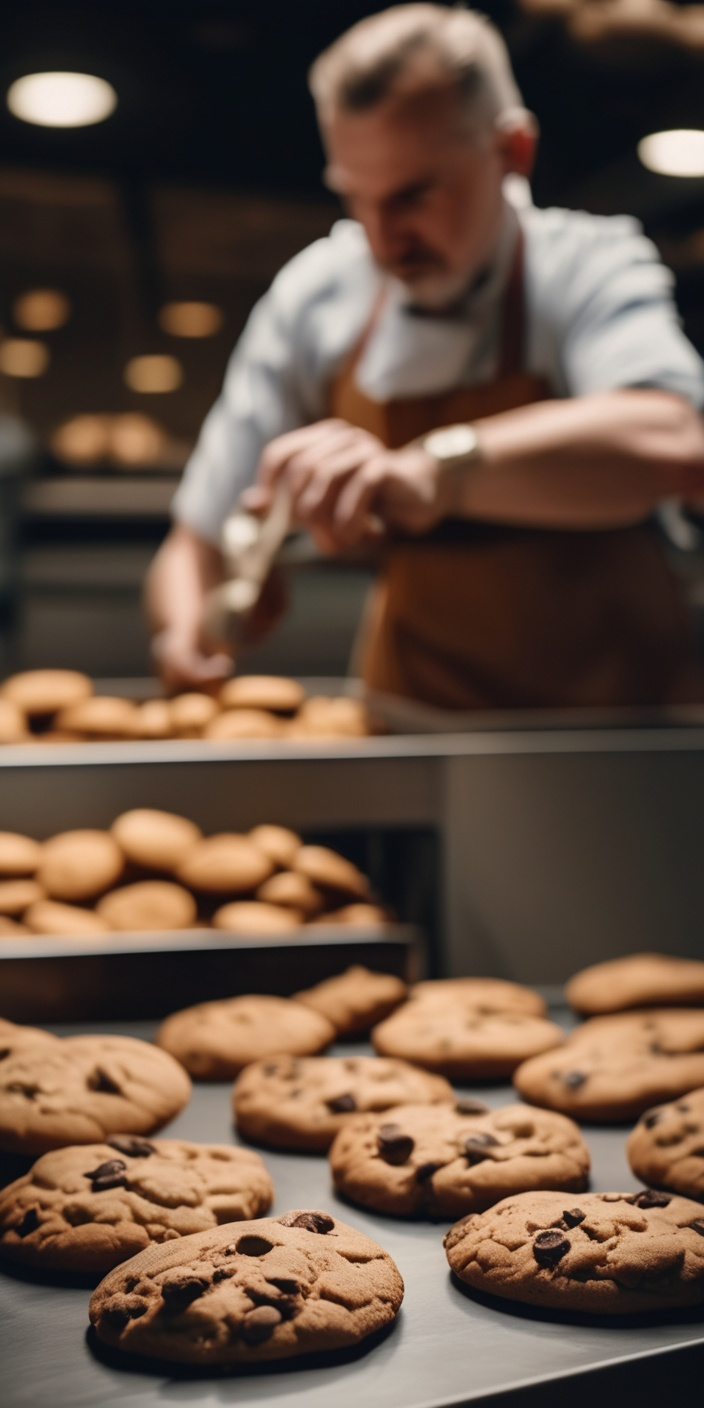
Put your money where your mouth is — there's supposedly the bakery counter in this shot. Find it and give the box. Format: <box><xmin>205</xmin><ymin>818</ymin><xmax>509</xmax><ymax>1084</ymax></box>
<box><xmin>3</xmin><ymin>722</ymin><xmax>704</xmax><ymax>984</ymax></box>
<box><xmin>2</xmin><ymin>1016</ymin><xmax>703</xmax><ymax>1408</ymax></box>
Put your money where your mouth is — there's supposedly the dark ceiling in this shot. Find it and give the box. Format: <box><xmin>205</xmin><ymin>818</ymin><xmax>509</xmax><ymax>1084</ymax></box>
<box><xmin>1</xmin><ymin>0</ymin><xmax>703</xmax><ymax>450</ymax></box>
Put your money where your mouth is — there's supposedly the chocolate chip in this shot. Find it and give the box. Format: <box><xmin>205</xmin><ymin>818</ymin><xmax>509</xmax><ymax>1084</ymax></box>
<box><xmin>268</xmin><ymin>1277</ymin><xmax>301</xmax><ymax>1295</ymax></box>
<box><xmin>326</xmin><ymin>1093</ymin><xmax>357</xmax><ymax>1114</ymax></box>
<box><xmin>628</xmin><ymin>1190</ymin><xmax>671</xmax><ymax>1209</ymax></box>
<box><xmin>562</xmin><ymin>1208</ymin><xmax>586</xmax><ymax>1228</ymax></box>
<box><xmin>212</xmin><ymin>1268</ymin><xmax>230</xmax><ymax>1283</ymax></box>
<box><xmin>107</xmin><ymin>1135</ymin><xmax>156</xmax><ymax>1158</ymax></box>
<box><xmin>7</xmin><ymin>1081</ymin><xmax>38</xmax><ymax>1098</ymax></box>
<box><xmin>377</xmin><ymin>1123</ymin><xmax>415</xmax><ymax>1165</ymax></box>
<box><xmin>563</xmin><ymin>1071</ymin><xmax>587</xmax><ymax>1089</ymax></box>
<box><xmin>416</xmin><ymin>1161</ymin><xmax>442</xmax><ymax>1183</ymax></box>
<box><xmin>533</xmin><ymin>1230</ymin><xmax>570</xmax><ymax>1267</ymax></box>
<box><xmin>245</xmin><ymin>1286</ymin><xmax>298</xmax><ymax>1320</ymax></box>
<box><xmin>0</xmin><ymin>1048</ymin><xmax>9</xmax><ymax>1062</ymax></box>
<box><xmin>84</xmin><ymin>1158</ymin><xmax>128</xmax><ymax>1191</ymax></box>
<box><xmin>15</xmin><ymin>1206</ymin><xmax>40</xmax><ymax>1237</ymax></box>
<box><xmin>642</xmin><ymin>1108</ymin><xmax>663</xmax><ymax>1130</ymax></box>
<box><xmin>87</xmin><ymin>1066</ymin><xmax>122</xmax><ymax>1095</ymax></box>
<box><xmin>102</xmin><ymin>1300</ymin><xmax>147</xmax><ymax>1328</ymax></box>
<box><xmin>161</xmin><ymin>1277</ymin><xmax>209</xmax><ymax>1312</ymax></box>
<box><xmin>689</xmin><ymin>1220</ymin><xmax>704</xmax><ymax>1237</ymax></box>
<box><xmin>455</xmin><ymin>1096</ymin><xmax>489</xmax><ymax>1115</ymax></box>
<box><xmin>649</xmin><ymin>1042</ymin><xmax>663</xmax><ymax>1056</ymax></box>
<box><xmin>284</xmin><ymin>1210</ymin><xmax>333</xmax><ymax>1233</ymax></box>
<box><xmin>263</xmin><ymin>1064</ymin><xmax>279</xmax><ymax>1076</ymax></box>
<box><xmin>242</xmin><ymin>1305</ymin><xmax>282</xmax><ymax>1345</ymax></box>
<box><xmin>677</xmin><ymin>1104</ymin><xmax>691</xmax><ymax>1113</ymax></box>
<box><xmin>464</xmin><ymin>1132</ymin><xmax>499</xmax><ymax>1165</ymax></box>
<box><xmin>235</xmin><ymin>1234</ymin><xmax>274</xmax><ymax>1256</ymax></box>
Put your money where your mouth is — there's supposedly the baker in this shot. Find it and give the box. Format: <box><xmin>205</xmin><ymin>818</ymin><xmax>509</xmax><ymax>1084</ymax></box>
<box><xmin>147</xmin><ymin>3</ymin><xmax>704</xmax><ymax>710</ymax></box>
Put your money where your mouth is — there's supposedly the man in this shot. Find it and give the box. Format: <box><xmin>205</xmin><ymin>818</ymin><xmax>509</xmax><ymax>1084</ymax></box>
<box><xmin>147</xmin><ymin>3</ymin><xmax>704</xmax><ymax>709</ymax></box>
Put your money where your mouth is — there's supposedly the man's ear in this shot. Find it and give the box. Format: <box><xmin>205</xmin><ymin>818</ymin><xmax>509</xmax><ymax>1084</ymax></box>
<box><xmin>495</xmin><ymin>108</ymin><xmax>539</xmax><ymax>179</ymax></box>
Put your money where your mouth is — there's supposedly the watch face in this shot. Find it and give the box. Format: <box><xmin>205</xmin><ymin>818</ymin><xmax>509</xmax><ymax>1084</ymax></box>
<box><xmin>424</xmin><ymin>424</ymin><xmax>479</xmax><ymax>460</ymax></box>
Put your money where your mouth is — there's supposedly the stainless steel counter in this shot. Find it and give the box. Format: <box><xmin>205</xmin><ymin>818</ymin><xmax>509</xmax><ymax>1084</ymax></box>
<box><xmin>1</xmin><ymin>1017</ymin><xmax>703</xmax><ymax>1408</ymax></box>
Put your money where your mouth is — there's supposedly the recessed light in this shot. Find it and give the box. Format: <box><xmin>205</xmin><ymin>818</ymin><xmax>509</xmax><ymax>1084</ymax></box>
<box><xmin>638</xmin><ymin>129</ymin><xmax>704</xmax><ymax>177</ymax></box>
<box><xmin>14</xmin><ymin>289</ymin><xmax>71</xmax><ymax>331</ymax></box>
<box><xmin>159</xmin><ymin>301</ymin><xmax>224</xmax><ymax>338</ymax></box>
<box><xmin>51</xmin><ymin>414</ymin><xmax>111</xmax><ymax>464</ymax></box>
<box><xmin>124</xmin><ymin>355</ymin><xmax>183</xmax><ymax>393</ymax></box>
<box><xmin>0</xmin><ymin>339</ymin><xmax>50</xmax><ymax>377</ymax></box>
<box><xmin>7</xmin><ymin>72</ymin><xmax>116</xmax><ymax>128</ymax></box>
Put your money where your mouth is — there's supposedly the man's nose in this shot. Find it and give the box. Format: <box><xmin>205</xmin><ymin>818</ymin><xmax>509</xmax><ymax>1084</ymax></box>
<box><xmin>362</xmin><ymin>205</ymin><xmax>407</xmax><ymax>264</ymax></box>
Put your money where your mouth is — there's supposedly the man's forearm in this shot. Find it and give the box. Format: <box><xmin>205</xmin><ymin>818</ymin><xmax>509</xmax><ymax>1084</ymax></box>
<box><xmin>145</xmin><ymin>523</ymin><xmax>224</xmax><ymax>636</ymax></box>
<box><xmin>450</xmin><ymin>389</ymin><xmax>704</xmax><ymax>529</ymax></box>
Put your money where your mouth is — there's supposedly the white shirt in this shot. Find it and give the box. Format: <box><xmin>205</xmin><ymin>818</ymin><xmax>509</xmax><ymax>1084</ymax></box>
<box><xmin>173</xmin><ymin>202</ymin><xmax>704</xmax><ymax>545</ymax></box>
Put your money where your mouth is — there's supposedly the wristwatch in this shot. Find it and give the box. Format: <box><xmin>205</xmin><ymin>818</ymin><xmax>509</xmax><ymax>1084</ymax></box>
<box><xmin>420</xmin><ymin>423</ymin><xmax>482</xmax><ymax>468</ymax></box>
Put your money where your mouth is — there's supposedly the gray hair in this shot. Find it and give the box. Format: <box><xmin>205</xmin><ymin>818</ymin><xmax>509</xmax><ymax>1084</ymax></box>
<box><xmin>309</xmin><ymin>4</ymin><xmax>524</xmax><ymax>134</ymax></box>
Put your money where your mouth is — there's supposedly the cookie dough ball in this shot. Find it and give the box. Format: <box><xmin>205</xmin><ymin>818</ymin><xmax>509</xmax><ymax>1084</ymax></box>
<box><xmin>177</xmin><ymin>835</ymin><xmax>274</xmax><ymax>894</ymax></box>
<box><xmin>96</xmin><ymin>882</ymin><xmax>197</xmax><ymax>932</ymax></box>
<box><xmin>0</xmin><ymin>669</ymin><xmax>93</xmax><ymax>717</ymax></box>
<box><xmin>111</xmin><ymin>809</ymin><xmax>203</xmax><ymax>873</ymax></box>
<box><xmin>37</xmin><ymin>829</ymin><xmax>124</xmax><ymax>902</ymax></box>
<box><xmin>55</xmin><ymin>696</ymin><xmax>139</xmax><ymax>739</ymax></box>
<box><xmin>294</xmin><ymin>845</ymin><xmax>370</xmax><ymax>900</ymax></box>
<box><xmin>212</xmin><ymin>901</ymin><xmax>304</xmax><ymax>934</ymax></box>
<box><xmin>24</xmin><ymin>900</ymin><xmax>112</xmax><ymax>936</ymax></box>
<box><xmin>204</xmin><ymin>709</ymin><xmax>285</xmax><ymax>741</ymax></box>
<box><xmin>0</xmin><ymin>832</ymin><xmax>42</xmax><ymax>877</ymax></box>
<box><xmin>256</xmin><ymin>871</ymin><xmax>324</xmax><ymax>917</ymax></box>
<box><xmin>169</xmin><ymin>693</ymin><xmax>220</xmax><ymax>737</ymax></box>
<box><xmin>0</xmin><ymin>879</ymin><xmax>44</xmax><ymax>916</ymax></box>
<box><xmin>0</xmin><ymin>698</ymin><xmax>29</xmax><ymax>743</ymax></box>
<box><xmin>134</xmin><ymin>699</ymin><xmax>173</xmax><ymax>740</ymax></box>
<box><xmin>219</xmin><ymin>675</ymin><xmax>305</xmax><ymax>714</ymax></box>
<box><xmin>248</xmin><ymin>824</ymin><xmax>301</xmax><ymax>869</ymax></box>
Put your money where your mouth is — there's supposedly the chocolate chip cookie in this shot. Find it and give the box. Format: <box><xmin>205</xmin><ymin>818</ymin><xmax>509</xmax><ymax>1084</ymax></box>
<box><xmin>294</xmin><ymin>965</ymin><xmax>408</xmax><ymax>1038</ymax></box>
<box><xmin>156</xmin><ymin>996</ymin><xmax>335</xmax><ymax>1080</ymax></box>
<box><xmin>628</xmin><ymin>1086</ymin><xmax>704</xmax><ymax>1199</ymax></box>
<box><xmin>0</xmin><ymin>1030</ymin><xmax>192</xmax><ymax>1154</ymax></box>
<box><xmin>444</xmin><ymin>1189</ymin><xmax>704</xmax><ymax>1313</ymax></box>
<box><xmin>0</xmin><ymin>1137</ymin><xmax>274</xmax><ymax>1274</ymax></box>
<box><xmin>513</xmin><ymin>1009</ymin><xmax>704</xmax><ymax>1122</ymax></box>
<box><xmin>409</xmin><ymin>978</ymin><xmax>547</xmax><ymax>1018</ymax></box>
<box><xmin>233</xmin><ymin>1055</ymin><xmax>452</xmax><ymax>1152</ymax></box>
<box><xmin>566</xmin><ymin>952</ymin><xmax>704</xmax><ymax>1016</ymax></box>
<box><xmin>372</xmin><ymin>1003</ymin><xmax>564</xmax><ymax>1079</ymax></box>
<box><xmin>89</xmin><ymin>1209</ymin><xmax>404</xmax><ymax>1364</ymax></box>
<box><xmin>329</xmin><ymin>1101</ymin><xmax>589</xmax><ymax>1218</ymax></box>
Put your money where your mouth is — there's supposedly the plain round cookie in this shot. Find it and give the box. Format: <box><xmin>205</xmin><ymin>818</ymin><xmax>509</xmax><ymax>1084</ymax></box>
<box><xmin>156</xmin><ymin>995</ymin><xmax>335</xmax><ymax>1080</ymax></box>
<box><xmin>212</xmin><ymin>901</ymin><xmax>303</xmax><ymax>933</ymax></box>
<box><xmin>0</xmin><ymin>1137</ymin><xmax>274</xmax><ymax>1274</ymax></box>
<box><xmin>294</xmin><ymin>965</ymin><xmax>408</xmax><ymax>1037</ymax></box>
<box><xmin>566</xmin><ymin>952</ymin><xmax>704</xmax><ymax>1015</ymax></box>
<box><xmin>257</xmin><ymin>870</ymin><xmax>323</xmax><ymax>916</ymax></box>
<box><xmin>292</xmin><ymin>696</ymin><xmax>370</xmax><ymax>737</ymax></box>
<box><xmin>0</xmin><ymin>1033</ymin><xmax>192</xmax><ymax>1154</ymax></box>
<box><xmin>24</xmin><ymin>899</ymin><xmax>112</xmax><ymax>936</ymax></box>
<box><xmin>311</xmin><ymin>903</ymin><xmax>391</xmax><ymax>926</ymax></box>
<box><xmin>294</xmin><ymin>845</ymin><xmax>370</xmax><ymax>900</ymax></box>
<box><xmin>96</xmin><ymin>881</ymin><xmax>197</xmax><ymax>931</ymax></box>
<box><xmin>513</xmin><ymin>1009</ymin><xmax>704</xmax><ymax>1122</ymax></box>
<box><xmin>0</xmin><ymin>832</ymin><xmax>42</xmax><ymax>876</ymax></box>
<box><xmin>627</xmin><ymin>1086</ymin><xmax>704</xmax><ymax>1199</ymax></box>
<box><xmin>0</xmin><ymin>697</ymin><xmax>29</xmax><ymax>743</ymax></box>
<box><xmin>219</xmin><ymin>675</ymin><xmax>305</xmax><ymax>714</ymax></box>
<box><xmin>176</xmin><ymin>834</ymin><xmax>274</xmax><ymax>894</ymax></box>
<box><xmin>373</xmin><ymin>1005</ymin><xmax>564</xmax><ymax>1079</ymax></box>
<box><xmin>410</xmin><ymin>977</ymin><xmax>547</xmax><ymax>1018</ymax></box>
<box><xmin>111</xmin><ymin>808</ymin><xmax>203</xmax><ymax>873</ymax></box>
<box><xmin>89</xmin><ymin>1209</ymin><xmax>403</xmax><ymax>1364</ymax></box>
<box><xmin>55</xmin><ymin>695</ymin><xmax>139</xmax><ymax>738</ymax></box>
<box><xmin>0</xmin><ymin>878</ymin><xmax>43</xmax><ymax>915</ymax></box>
<box><xmin>248</xmin><ymin>824</ymin><xmax>301</xmax><ymax>869</ymax></box>
<box><xmin>330</xmin><ymin>1101</ymin><xmax>590</xmax><ymax>1218</ymax></box>
<box><xmin>169</xmin><ymin>692</ymin><xmax>220</xmax><ymax>737</ymax></box>
<box><xmin>37</xmin><ymin>829</ymin><xmax>124</xmax><ymax>902</ymax></box>
<box><xmin>0</xmin><ymin>668</ymin><xmax>93</xmax><ymax>716</ymax></box>
<box><xmin>233</xmin><ymin>1054</ymin><xmax>453</xmax><ymax>1152</ymax></box>
<box><xmin>204</xmin><ymin>709</ymin><xmax>285</xmax><ymax>740</ymax></box>
<box><xmin>444</xmin><ymin>1189</ymin><xmax>704</xmax><ymax>1314</ymax></box>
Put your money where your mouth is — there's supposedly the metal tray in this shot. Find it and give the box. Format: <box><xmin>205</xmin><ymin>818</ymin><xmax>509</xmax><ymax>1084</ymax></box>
<box><xmin>1</xmin><ymin>1013</ymin><xmax>703</xmax><ymax>1408</ymax></box>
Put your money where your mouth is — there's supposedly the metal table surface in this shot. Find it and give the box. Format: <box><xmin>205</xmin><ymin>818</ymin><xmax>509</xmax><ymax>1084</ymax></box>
<box><xmin>2</xmin><ymin>1016</ymin><xmax>703</xmax><ymax>1408</ymax></box>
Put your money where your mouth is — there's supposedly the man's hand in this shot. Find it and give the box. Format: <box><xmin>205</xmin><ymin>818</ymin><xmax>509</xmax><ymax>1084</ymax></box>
<box><xmin>242</xmin><ymin>418</ymin><xmax>454</xmax><ymax>550</ymax></box>
<box><xmin>151</xmin><ymin>626</ymin><xmax>232</xmax><ymax>695</ymax></box>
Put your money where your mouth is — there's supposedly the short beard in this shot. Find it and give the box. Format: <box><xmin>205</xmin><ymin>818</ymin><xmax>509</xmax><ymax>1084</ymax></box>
<box><xmin>390</xmin><ymin>264</ymin><xmax>479</xmax><ymax>312</ymax></box>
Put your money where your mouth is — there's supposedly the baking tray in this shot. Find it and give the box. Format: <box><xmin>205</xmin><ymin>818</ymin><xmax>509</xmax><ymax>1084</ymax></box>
<box><xmin>0</xmin><ymin>925</ymin><xmax>417</xmax><ymax>1022</ymax></box>
<box><xmin>1</xmin><ymin>1012</ymin><xmax>703</xmax><ymax>1408</ymax></box>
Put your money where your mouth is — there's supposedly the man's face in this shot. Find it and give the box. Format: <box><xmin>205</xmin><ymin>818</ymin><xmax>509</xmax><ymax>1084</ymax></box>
<box><xmin>322</xmin><ymin>83</ymin><xmax>511</xmax><ymax>309</ymax></box>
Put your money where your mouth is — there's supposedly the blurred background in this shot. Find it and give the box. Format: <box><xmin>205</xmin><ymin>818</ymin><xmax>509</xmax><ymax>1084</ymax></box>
<box><xmin>2</xmin><ymin>0</ymin><xmax>704</xmax><ymax>681</ymax></box>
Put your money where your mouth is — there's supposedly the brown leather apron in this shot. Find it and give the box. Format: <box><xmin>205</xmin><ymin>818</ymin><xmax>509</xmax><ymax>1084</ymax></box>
<box><xmin>329</xmin><ymin>246</ymin><xmax>704</xmax><ymax>710</ymax></box>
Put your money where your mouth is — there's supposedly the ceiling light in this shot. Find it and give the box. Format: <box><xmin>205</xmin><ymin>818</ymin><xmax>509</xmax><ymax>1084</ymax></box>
<box><xmin>124</xmin><ymin>354</ymin><xmax>183</xmax><ymax>393</ymax></box>
<box><xmin>50</xmin><ymin>414</ymin><xmax>110</xmax><ymax>465</ymax></box>
<box><xmin>109</xmin><ymin>413</ymin><xmax>167</xmax><ymax>466</ymax></box>
<box><xmin>7</xmin><ymin>72</ymin><xmax>116</xmax><ymax>128</ymax></box>
<box><xmin>13</xmin><ymin>288</ymin><xmax>71</xmax><ymax>331</ymax></box>
<box><xmin>159</xmin><ymin>301</ymin><xmax>223</xmax><ymax>338</ymax></box>
<box><xmin>0</xmin><ymin>339</ymin><xmax>50</xmax><ymax>378</ymax></box>
<box><xmin>638</xmin><ymin>129</ymin><xmax>704</xmax><ymax>177</ymax></box>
